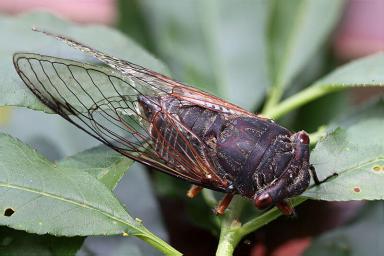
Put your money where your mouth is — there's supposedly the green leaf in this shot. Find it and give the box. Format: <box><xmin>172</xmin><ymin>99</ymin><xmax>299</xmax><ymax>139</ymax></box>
<box><xmin>0</xmin><ymin>133</ymin><xmax>179</xmax><ymax>255</ymax></box>
<box><xmin>0</xmin><ymin>11</ymin><xmax>169</xmax><ymax>111</ymax></box>
<box><xmin>0</xmin><ymin>144</ymin><xmax>132</xmax><ymax>256</ymax></box>
<box><xmin>336</xmin><ymin>98</ymin><xmax>384</xmax><ymax>126</ymax></box>
<box><xmin>140</xmin><ymin>0</ymin><xmax>270</xmax><ymax>110</ymax></box>
<box><xmin>58</xmin><ymin>145</ymin><xmax>133</xmax><ymax>191</ymax></box>
<box><xmin>0</xmin><ymin>135</ymin><xmax>133</xmax><ymax>236</ymax></box>
<box><xmin>304</xmin><ymin>202</ymin><xmax>384</xmax><ymax>256</ymax></box>
<box><xmin>304</xmin><ymin>118</ymin><xmax>384</xmax><ymax>200</ymax></box>
<box><xmin>315</xmin><ymin>53</ymin><xmax>384</xmax><ymax>88</ymax></box>
<box><xmin>266</xmin><ymin>53</ymin><xmax>384</xmax><ymax>119</ymax></box>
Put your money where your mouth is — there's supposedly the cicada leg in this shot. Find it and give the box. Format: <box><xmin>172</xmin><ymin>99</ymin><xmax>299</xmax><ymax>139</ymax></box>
<box><xmin>214</xmin><ymin>193</ymin><xmax>234</xmax><ymax>215</ymax></box>
<box><xmin>276</xmin><ymin>200</ymin><xmax>295</xmax><ymax>216</ymax></box>
<box><xmin>309</xmin><ymin>165</ymin><xmax>338</xmax><ymax>185</ymax></box>
<box><xmin>187</xmin><ymin>185</ymin><xmax>203</xmax><ymax>198</ymax></box>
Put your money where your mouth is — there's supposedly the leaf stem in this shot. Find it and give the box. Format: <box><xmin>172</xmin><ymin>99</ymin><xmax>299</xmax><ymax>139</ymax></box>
<box><xmin>264</xmin><ymin>84</ymin><xmax>340</xmax><ymax>119</ymax></box>
<box><xmin>236</xmin><ymin>197</ymin><xmax>307</xmax><ymax>238</ymax></box>
<box><xmin>262</xmin><ymin>84</ymin><xmax>284</xmax><ymax>114</ymax></box>
<box><xmin>263</xmin><ymin>0</ymin><xmax>308</xmax><ymax>114</ymax></box>
<box><xmin>215</xmin><ymin>198</ymin><xmax>245</xmax><ymax>256</ymax></box>
<box><xmin>309</xmin><ymin>126</ymin><xmax>327</xmax><ymax>145</ymax></box>
<box><xmin>202</xmin><ymin>189</ymin><xmax>218</xmax><ymax>208</ymax></box>
<box><xmin>139</xmin><ymin>232</ymin><xmax>182</xmax><ymax>256</ymax></box>
<box><xmin>216</xmin><ymin>198</ymin><xmax>307</xmax><ymax>255</ymax></box>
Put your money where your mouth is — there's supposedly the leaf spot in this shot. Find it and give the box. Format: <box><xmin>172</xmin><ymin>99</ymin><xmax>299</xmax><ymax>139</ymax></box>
<box><xmin>372</xmin><ymin>165</ymin><xmax>384</xmax><ymax>173</ymax></box>
<box><xmin>4</xmin><ymin>208</ymin><xmax>15</xmax><ymax>217</ymax></box>
<box><xmin>353</xmin><ymin>187</ymin><xmax>361</xmax><ymax>193</ymax></box>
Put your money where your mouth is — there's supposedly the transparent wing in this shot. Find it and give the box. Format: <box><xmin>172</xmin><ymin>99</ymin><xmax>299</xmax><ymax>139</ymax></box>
<box><xmin>13</xmin><ymin>52</ymin><xmax>230</xmax><ymax>191</ymax></box>
<box><xmin>35</xmin><ymin>29</ymin><xmax>262</xmax><ymax>118</ymax></box>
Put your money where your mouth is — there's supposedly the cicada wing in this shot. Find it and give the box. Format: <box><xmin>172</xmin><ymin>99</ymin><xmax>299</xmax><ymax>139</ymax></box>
<box><xmin>13</xmin><ymin>52</ymin><xmax>152</xmax><ymax>152</ymax></box>
<box><xmin>149</xmin><ymin>111</ymin><xmax>230</xmax><ymax>190</ymax></box>
<box><xmin>35</xmin><ymin>29</ymin><xmax>262</xmax><ymax>119</ymax></box>
<box><xmin>13</xmin><ymin>53</ymin><xmax>229</xmax><ymax>191</ymax></box>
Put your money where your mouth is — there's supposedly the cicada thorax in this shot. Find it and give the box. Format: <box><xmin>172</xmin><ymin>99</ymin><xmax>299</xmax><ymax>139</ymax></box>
<box><xmin>215</xmin><ymin>118</ymin><xmax>292</xmax><ymax>196</ymax></box>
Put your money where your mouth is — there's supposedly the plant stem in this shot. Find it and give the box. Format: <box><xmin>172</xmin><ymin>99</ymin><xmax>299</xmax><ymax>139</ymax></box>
<box><xmin>236</xmin><ymin>197</ymin><xmax>307</xmax><ymax>238</ymax></box>
<box><xmin>309</xmin><ymin>125</ymin><xmax>327</xmax><ymax>145</ymax></box>
<box><xmin>262</xmin><ymin>84</ymin><xmax>284</xmax><ymax>114</ymax></box>
<box><xmin>264</xmin><ymin>84</ymin><xmax>340</xmax><ymax>119</ymax></box>
<box><xmin>216</xmin><ymin>198</ymin><xmax>245</xmax><ymax>256</ymax></box>
<box><xmin>139</xmin><ymin>232</ymin><xmax>182</xmax><ymax>256</ymax></box>
<box><xmin>263</xmin><ymin>0</ymin><xmax>308</xmax><ymax>114</ymax></box>
<box><xmin>216</xmin><ymin>198</ymin><xmax>307</xmax><ymax>256</ymax></box>
<box><xmin>202</xmin><ymin>189</ymin><xmax>221</xmax><ymax>227</ymax></box>
<box><xmin>202</xmin><ymin>189</ymin><xmax>218</xmax><ymax>208</ymax></box>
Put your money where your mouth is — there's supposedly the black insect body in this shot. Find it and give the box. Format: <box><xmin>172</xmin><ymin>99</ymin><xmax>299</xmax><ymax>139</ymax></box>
<box><xmin>13</xmin><ymin>29</ymin><xmax>325</xmax><ymax>216</ymax></box>
<box><xmin>138</xmin><ymin>95</ymin><xmax>311</xmax><ymax>215</ymax></box>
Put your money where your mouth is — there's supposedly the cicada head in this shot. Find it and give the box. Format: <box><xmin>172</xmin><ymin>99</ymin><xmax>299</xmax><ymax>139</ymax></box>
<box><xmin>254</xmin><ymin>131</ymin><xmax>311</xmax><ymax>215</ymax></box>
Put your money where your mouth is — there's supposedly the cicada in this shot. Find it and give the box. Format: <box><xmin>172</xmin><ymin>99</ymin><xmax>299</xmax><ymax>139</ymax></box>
<box><xmin>13</xmin><ymin>29</ymin><xmax>330</xmax><ymax>216</ymax></box>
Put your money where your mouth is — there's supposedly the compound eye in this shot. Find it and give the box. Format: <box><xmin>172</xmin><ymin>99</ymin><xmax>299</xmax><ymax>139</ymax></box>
<box><xmin>298</xmin><ymin>132</ymin><xmax>309</xmax><ymax>144</ymax></box>
<box><xmin>254</xmin><ymin>193</ymin><xmax>273</xmax><ymax>209</ymax></box>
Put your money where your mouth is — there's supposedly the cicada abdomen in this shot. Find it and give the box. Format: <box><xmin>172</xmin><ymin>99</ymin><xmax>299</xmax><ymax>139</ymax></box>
<box><xmin>13</xmin><ymin>29</ymin><xmax>334</xmax><ymax>216</ymax></box>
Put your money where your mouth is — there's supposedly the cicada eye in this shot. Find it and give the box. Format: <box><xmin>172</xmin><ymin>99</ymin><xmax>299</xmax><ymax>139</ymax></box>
<box><xmin>297</xmin><ymin>131</ymin><xmax>309</xmax><ymax>145</ymax></box>
<box><xmin>254</xmin><ymin>193</ymin><xmax>273</xmax><ymax>209</ymax></box>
